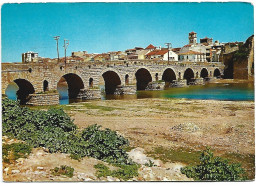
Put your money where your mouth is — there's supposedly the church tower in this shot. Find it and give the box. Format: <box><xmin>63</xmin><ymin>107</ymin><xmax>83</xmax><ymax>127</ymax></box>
<box><xmin>189</xmin><ymin>31</ymin><xmax>197</xmax><ymax>45</ymax></box>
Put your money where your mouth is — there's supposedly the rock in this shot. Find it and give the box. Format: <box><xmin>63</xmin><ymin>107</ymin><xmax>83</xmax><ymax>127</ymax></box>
<box><xmin>37</xmin><ymin>167</ymin><xmax>44</xmax><ymax>170</ymax></box>
<box><xmin>107</xmin><ymin>176</ymin><xmax>116</xmax><ymax>181</ymax></box>
<box><xmin>127</xmin><ymin>147</ymin><xmax>158</xmax><ymax>165</ymax></box>
<box><xmin>84</xmin><ymin>178</ymin><xmax>93</xmax><ymax>181</ymax></box>
<box><xmin>4</xmin><ymin>167</ymin><xmax>9</xmax><ymax>175</ymax></box>
<box><xmin>163</xmin><ymin>177</ymin><xmax>170</xmax><ymax>181</ymax></box>
<box><xmin>12</xmin><ymin>170</ymin><xmax>20</xmax><ymax>174</ymax></box>
<box><xmin>16</xmin><ymin>158</ymin><xmax>25</xmax><ymax>164</ymax></box>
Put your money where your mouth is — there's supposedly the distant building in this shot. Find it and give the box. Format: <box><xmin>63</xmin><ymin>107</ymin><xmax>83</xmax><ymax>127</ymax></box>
<box><xmin>93</xmin><ymin>54</ymin><xmax>110</xmax><ymax>62</ymax></box>
<box><xmin>178</xmin><ymin>51</ymin><xmax>206</xmax><ymax>62</ymax></box>
<box><xmin>146</xmin><ymin>49</ymin><xmax>178</xmax><ymax>61</ymax></box>
<box><xmin>145</xmin><ymin>44</ymin><xmax>156</xmax><ymax>50</ymax></box>
<box><xmin>189</xmin><ymin>31</ymin><xmax>197</xmax><ymax>45</ymax></box>
<box><xmin>71</xmin><ymin>51</ymin><xmax>88</xmax><ymax>57</ymax></box>
<box><xmin>200</xmin><ymin>37</ymin><xmax>213</xmax><ymax>45</ymax></box>
<box><xmin>22</xmin><ymin>51</ymin><xmax>38</xmax><ymax>63</ymax></box>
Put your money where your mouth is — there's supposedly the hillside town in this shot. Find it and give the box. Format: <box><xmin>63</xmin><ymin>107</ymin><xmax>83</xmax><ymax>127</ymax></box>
<box><xmin>21</xmin><ymin>32</ymin><xmax>243</xmax><ymax>64</ymax></box>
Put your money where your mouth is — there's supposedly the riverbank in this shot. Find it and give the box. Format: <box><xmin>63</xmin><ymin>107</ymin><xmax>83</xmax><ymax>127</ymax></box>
<box><xmin>70</xmin><ymin>98</ymin><xmax>255</xmax><ymax>179</ymax></box>
<box><xmin>209</xmin><ymin>78</ymin><xmax>254</xmax><ymax>84</ymax></box>
<box><xmin>3</xmin><ymin>98</ymin><xmax>255</xmax><ymax>181</ymax></box>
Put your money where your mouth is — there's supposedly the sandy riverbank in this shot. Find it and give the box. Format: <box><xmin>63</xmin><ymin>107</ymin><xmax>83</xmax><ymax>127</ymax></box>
<box><xmin>3</xmin><ymin>97</ymin><xmax>255</xmax><ymax>181</ymax></box>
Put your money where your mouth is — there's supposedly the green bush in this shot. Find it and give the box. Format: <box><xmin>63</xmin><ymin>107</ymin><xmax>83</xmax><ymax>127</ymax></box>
<box><xmin>94</xmin><ymin>163</ymin><xmax>139</xmax><ymax>181</ymax></box>
<box><xmin>2</xmin><ymin>98</ymin><xmax>131</xmax><ymax>164</ymax></box>
<box><xmin>181</xmin><ymin>147</ymin><xmax>247</xmax><ymax>181</ymax></box>
<box><xmin>51</xmin><ymin>165</ymin><xmax>74</xmax><ymax>178</ymax></box>
<box><xmin>3</xmin><ymin>143</ymin><xmax>32</xmax><ymax>163</ymax></box>
<box><xmin>82</xmin><ymin>124</ymin><xmax>130</xmax><ymax>164</ymax></box>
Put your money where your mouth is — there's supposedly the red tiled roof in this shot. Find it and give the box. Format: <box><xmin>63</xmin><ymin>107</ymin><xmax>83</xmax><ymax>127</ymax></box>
<box><xmin>178</xmin><ymin>51</ymin><xmax>204</xmax><ymax>55</ymax></box>
<box><xmin>189</xmin><ymin>31</ymin><xmax>196</xmax><ymax>34</ymax></box>
<box><xmin>147</xmin><ymin>49</ymin><xmax>169</xmax><ymax>56</ymax></box>
<box><xmin>145</xmin><ymin>44</ymin><xmax>156</xmax><ymax>49</ymax></box>
<box><xmin>184</xmin><ymin>44</ymin><xmax>192</xmax><ymax>47</ymax></box>
<box><xmin>172</xmin><ymin>48</ymin><xmax>181</xmax><ymax>52</ymax></box>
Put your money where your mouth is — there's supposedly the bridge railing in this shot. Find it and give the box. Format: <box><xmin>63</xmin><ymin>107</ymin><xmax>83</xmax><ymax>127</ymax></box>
<box><xmin>1</xmin><ymin>60</ymin><xmax>224</xmax><ymax>72</ymax></box>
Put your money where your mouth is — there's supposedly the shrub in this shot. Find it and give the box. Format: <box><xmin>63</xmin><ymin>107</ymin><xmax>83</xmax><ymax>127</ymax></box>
<box><xmin>51</xmin><ymin>165</ymin><xmax>74</xmax><ymax>178</ymax></box>
<box><xmin>94</xmin><ymin>163</ymin><xmax>139</xmax><ymax>181</ymax></box>
<box><xmin>180</xmin><ymin>147</ymin><xmax>247</xmax><ymax>181</ymax></box>
<box><xmin>2</xmin><ymin>99</ymin><xmax>131</xmax><ymax>164</ymax></box>
<box><xmin>3</xmin><ymin>143</ymin><xmax>32</xmax><ymax>163</ymax></box>
<box><xmin>82</xmin><ymin>124</ymin><xmax>130</xmax><ymax>164</ymax></box>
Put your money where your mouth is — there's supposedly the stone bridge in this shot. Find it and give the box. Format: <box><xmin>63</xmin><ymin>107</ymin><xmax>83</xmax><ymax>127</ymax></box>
<box><xmin>2</xmin><ymin>60</ymin><xmax>224</xmax><ymax>104</ymax></box>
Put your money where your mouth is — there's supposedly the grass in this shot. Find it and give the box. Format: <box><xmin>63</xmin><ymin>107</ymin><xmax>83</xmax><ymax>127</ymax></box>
<box><xmin>223</xmin><ymin>105</ymin><xmax>242</xmax><ymax>111</ymax></box>
<box><xmin>82</xmin><ymin>103</ymin><xmax>119</xmax><ymax>111</ymax></box>
<box><xmin>50</xmin><ymin>165</ymin><xmax>74</xmax><ymax>178</ymax></box>
<box><xmin>3</xmin><ymin>143</ymin><xmax>32</xmax><ymax>163</ymax></box>
<box><xmin>147</xmin><ymin>147</ymin><xmax>201</xmax><ymax>165</ymax></box>
<box><xmin>148</xmin><ymin>146</ymin><xmax>255</xmax><ymax>180</ymax></box>
<box><xmin>94</xmin><ymin>163</ymin><xmax>139</xmax><ymax>181</ymax></box>
<box><xmin>222</xmin><ymin>152</ymin><xmax>255</xmax><ymax>180</ymax></box>
<box><xmin>28</xmin><ymin>102</ymin><xmax>123</xmax><ymax>112</ymax></box>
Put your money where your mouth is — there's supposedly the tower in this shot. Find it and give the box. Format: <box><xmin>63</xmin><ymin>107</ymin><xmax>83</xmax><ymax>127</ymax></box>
<box><xmin>189</xmin><ymin>31</ymin><xmax>197</xmax><ymax>45</ymax></box>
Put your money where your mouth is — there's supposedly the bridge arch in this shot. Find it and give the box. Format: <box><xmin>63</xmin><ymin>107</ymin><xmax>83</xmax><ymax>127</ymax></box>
<box><xmin>57</xmin><ymin>73</ymin><xmax>84</xmax><ymax>99</ymax></box>
<box><xmin>200</xmin><ymin>68</ymin><xmax>209</xmax><ymax>78</ymax></box>
<box><xmin>5</xmin><ymin>79</ymin><xmax>35</xmax><ymax>104</ymax></box>
<box><xmin>162</xmin><ymin>68</ymin><xmax>177</xmax><ymax>82</ymax></box>
<box><xmin>214</xmin><ymin>68</ymin><xmax>221</xmax><ymax>77</ymax></box>
<box><xmin>135</xmin><ymin>68</ymin><xmax>152</xmax><ymax>90</ymax></box>
<box><xmin>125</xmin><ymin>74</ymin><xmax>129</xmax><ymax>85</ymax></box>
<box><xmin>183</xmin><ymin>68</ymin><xmax>195</xmax><ymax>85</ymax></box>
<box><xmin>102</xmin><ymin>70</ymin><xmax>122</xmax><ymax>94</ymax></box>
<box><xmin>43</xmin><ymin>80</ymin><xmax>49</xmax><ymax>92</ymax></box>
<box><xmin>89</xmin><ymin>78</ymin><xmax>94</xmax><ymax>88</ymax></box>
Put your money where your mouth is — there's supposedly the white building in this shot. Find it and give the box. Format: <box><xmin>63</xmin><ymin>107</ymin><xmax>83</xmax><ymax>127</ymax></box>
<box><xmin>178</xmin><ymin>51</ymin><xmax>206</xmax><ymax>62</ymax></box>
<box><xmin>22</xmin><ymin>51</ymin><xmax>39</xmax><ymax>63</ymax></box>
<box><xmin>146</xmin><ymin>49</ymin><xmax>178</xmax><ymax>61</ymax></box>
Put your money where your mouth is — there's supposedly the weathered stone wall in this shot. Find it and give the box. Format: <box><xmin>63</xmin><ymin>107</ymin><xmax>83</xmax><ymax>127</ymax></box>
<box><xmin>27</xmin><ymin>93</ymin><xmax>59</xmax><ymax>106</ymax></box>
<box><xmin>222</xmin><ymin>35</ymin><xmax>254</xmax><ymax>80</ymax></box>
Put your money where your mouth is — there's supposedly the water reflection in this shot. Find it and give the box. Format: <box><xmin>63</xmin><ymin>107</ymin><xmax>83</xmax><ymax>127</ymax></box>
<box><xmin>5</xmin><ymin>82</ymin><xmax>19</xmax><ymax>100</ymax></box>
<box><xmin>5</xmin><ymin>82</ymin><xmax>254</xmax><ymax>105</ymax></box>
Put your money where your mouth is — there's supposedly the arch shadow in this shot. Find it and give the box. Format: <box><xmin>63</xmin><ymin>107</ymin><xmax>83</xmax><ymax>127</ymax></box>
<box><xmin>135</xmin><ymin>68</ymin><xmax>152</xmax><ymax>90</ymax></box>
<box><xmin>57</xmin><ymin>73</ymin><xmax>84</xmax><ymax>99</ymax></box>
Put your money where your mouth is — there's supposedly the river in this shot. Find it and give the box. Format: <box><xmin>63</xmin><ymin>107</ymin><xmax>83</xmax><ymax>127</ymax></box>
<box><xmin>5</xmin><ymin>82</ymin><xmax>254</xmax><ymax>105</ymax></box>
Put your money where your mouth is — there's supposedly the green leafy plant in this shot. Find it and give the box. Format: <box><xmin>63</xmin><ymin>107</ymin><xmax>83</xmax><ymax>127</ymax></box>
<box><xmin>82</xmin><ymin>124</ymin><xmax>130</xmax><ymax>164</ymax></box>
<box><xmin>51</xmin><ymin>165</ymin><xmax>74</xmax><ymax>178</ymax></box>
<box><xmin>2</xmin><ymin>99</ymin><xmax>132</xmax><ymax>164</ymax></box>
<box><xmin>181</xmin><ymin>147</ymin><xmax>247</xmax><ymax>181</ymax></box>
<box><xmin>3</xmin><ymin>143</ymin><xmax>32</xmax><ymax>163</ymax></box>
<box><xmin>94</xmin><ymin>163</ymin><xmax>139</xmax><ymax>181</ymax></box>
<box><xmin>144</xmin><ymin>159</ymin><xmax>155</xmax><ymax>167</ymax></box>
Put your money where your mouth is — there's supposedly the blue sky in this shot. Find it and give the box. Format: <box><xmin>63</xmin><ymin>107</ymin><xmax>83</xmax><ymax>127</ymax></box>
<box><xmin>1</xmin><ymin>2</ymin><xmax>254</xmax><ymax>62</ymax></box>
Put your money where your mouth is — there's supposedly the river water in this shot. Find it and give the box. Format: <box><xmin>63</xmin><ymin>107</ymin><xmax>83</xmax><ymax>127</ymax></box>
<box><xmin>5</xmin><ymin>82</ymin><xmax>254</xmax><ymax>105</ymax></box>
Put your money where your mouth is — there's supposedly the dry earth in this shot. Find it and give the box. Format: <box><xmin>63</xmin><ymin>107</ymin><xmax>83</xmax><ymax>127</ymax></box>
<box><xmin>3</xmin><ymin>97</ymin><xmax>255</xmax><ymax>181</ymax></box>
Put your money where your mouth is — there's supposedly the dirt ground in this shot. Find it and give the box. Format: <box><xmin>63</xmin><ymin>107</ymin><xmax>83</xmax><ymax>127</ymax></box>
<box><xmin>70</xmin><ymin>98</ymin><xmax>255</xmax><ymax>155</ymax></box>
<box><xmin>2</xmin><ymin>96</ymin><xmax>255</xmax><ymax>181</ymax></box>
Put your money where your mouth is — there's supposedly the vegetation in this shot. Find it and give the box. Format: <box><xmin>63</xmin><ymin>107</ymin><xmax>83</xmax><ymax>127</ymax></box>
<box><xmin>36</xmin><ymin>90</ymin><xmax>58</xmax><ymax>94</ymax></box>
<box><xmin>2</xmin><ymin>98</ymin><xmax>131</xmax><ymax>164</ymax></box>
<box><xmin>148</xmin><ymin>147</ymin><xmax>201</xmax><ymax>165</ymax></box>
<box><xmin>51</xmin><ymin>165</ymin><xmax>74</xmax><ymax>178</ymax></box>
<box><xmin>180</xmin><ymin>147</ymin><xmax>247</xmax><ymax>181</ymax></box>
<box><xmin>94</xmin><ymin>163</ymin><xmax>139</xmax><ymax>181</ymax></box>
<box><xmin>234</xmin><ymin>43</ymin><xmax>250</xmax><ymax>60</ymax></box>
<box><xmin>3</xmin><ymin>143</ymin><xmax>32</xmax><ymax>163</ymax></box>
<box><xmin>82</xmin><ymin>124</ymin><xmax>130</xmax><ymax>163</ymax></box>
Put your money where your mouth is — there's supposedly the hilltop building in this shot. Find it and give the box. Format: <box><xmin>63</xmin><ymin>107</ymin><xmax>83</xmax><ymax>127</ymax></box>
<box><xmin>22</xmin><ymin>51</ymin><xmax>39</xmax><ymax>63</ymax></box>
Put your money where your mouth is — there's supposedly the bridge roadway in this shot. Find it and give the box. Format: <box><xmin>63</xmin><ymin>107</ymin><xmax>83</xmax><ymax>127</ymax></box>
<box><xmin>2</xmin><ymin>60</ymin><xmax>224</xmax><ymax>103</ymax></box>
